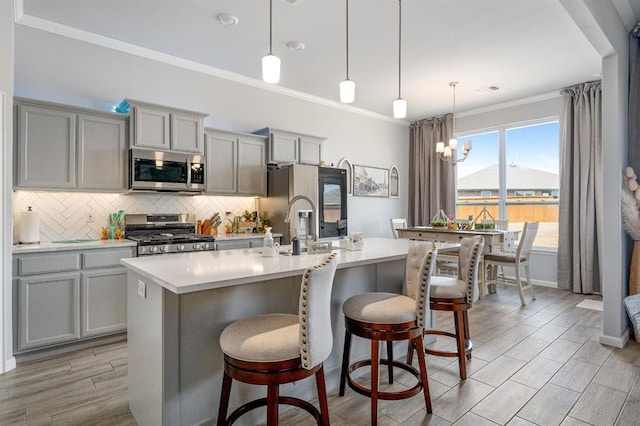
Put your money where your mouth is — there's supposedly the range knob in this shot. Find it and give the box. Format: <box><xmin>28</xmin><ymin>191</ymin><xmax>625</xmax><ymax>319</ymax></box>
<box><xmin>150</xmin><ymin>246</ymin><xmax>158</xmax><ymax>253</ymax></box>
<box><xmin>160</xmin><ymin>246</ymin><xmax>169</xmax><ymax>253</ymax></box>
<box><xmin>177</xmin><ymin>244</ymin><xmax>185</xmax><ymax>251</ymax></box>
<box><xmin>202</xmin><ymin>243</ymin><xmax>210</xmax><ymax>250</ymax></box>
<box><xmin>194</xmin><ymin>243</ymin><xmax>201</xmax><ymax>250</ymax></box>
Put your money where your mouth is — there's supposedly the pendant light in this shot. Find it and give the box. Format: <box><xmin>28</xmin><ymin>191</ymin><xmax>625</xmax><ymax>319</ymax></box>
<box><xmin>340</xmin><ymin>0</ymin><xmax>355</xmax><ymax>103</ymax></box>
<box><xmin>262</xmin><ymin>0</ymin><xmax>280</xmax><ymax>84</ymax></box>
<box><xmin>393</xmin><ymin>0</ymin><xmax>406</xmax><ymax>118</ymax></box>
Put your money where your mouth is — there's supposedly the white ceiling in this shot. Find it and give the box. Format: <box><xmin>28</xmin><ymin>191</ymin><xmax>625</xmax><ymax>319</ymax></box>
<box><xmin>18</xmin><ymin>0</ymin><xmax>612</xmax><ymax>121</ymax></box>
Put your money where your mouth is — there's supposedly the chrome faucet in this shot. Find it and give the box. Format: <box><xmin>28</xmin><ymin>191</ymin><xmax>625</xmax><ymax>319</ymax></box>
<box><xmin>284</xmin><ymin>195</ymin><xmax>318</xmax><ymax>243</ymax></box>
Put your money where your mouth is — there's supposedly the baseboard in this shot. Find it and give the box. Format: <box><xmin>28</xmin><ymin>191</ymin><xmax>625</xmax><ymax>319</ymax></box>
<box><xmin>532</xmin><ymin>279</ymin><xmax>557</xmax><ymax>288</ymax></box>
<box><xmin>599</xmin><ymin>328</ymin><xmax>630</xmax><ymax>348</ymax></box>
<box><xmin>4</xmin><ymin>356</ymin><xmax>16</xmax><ymax>372</ymax></box>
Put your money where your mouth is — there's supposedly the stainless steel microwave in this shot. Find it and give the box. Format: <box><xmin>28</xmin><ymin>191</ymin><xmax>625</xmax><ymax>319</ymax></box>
<box><xmin>129</xmin><ymin>149</ymin><xmax>206</xmax><ymax>193</ymax></box>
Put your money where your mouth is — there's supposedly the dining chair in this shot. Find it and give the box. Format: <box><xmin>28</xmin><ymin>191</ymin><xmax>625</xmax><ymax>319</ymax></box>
<box><xmin>390</xmin><ymin>217</ymin><xmax>408</xmax><ymax>239</ymax></box>
<box><xmin>483</xmin><ymin>221</ymin><xmax>539</xmax><ymax>305</ymax></box>
<box><xmin>339</xmin><ymin>243</ymin><xmax>437</xmax><ymax>425</ymax></box>
<box><xmin>423</xmin><ymin>236</ymin><xmax>484</xmax><ymax>380</ymax></box>
<box><xmin>217</xmin><ymin>254</ymin><xmax>337</xmax><ymax>426</ymax></box>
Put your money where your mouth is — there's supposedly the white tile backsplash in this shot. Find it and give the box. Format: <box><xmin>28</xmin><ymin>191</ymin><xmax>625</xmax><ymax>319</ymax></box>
<box><xmin>13</xmin><ymin>191</ymin><xmax>257</xmax><ymax>243</ymax></box>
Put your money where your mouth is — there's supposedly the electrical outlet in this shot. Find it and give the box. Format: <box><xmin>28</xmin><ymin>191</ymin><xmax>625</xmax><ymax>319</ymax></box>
<box><xmin>137</xmin><ymin>280</ymin><xmax>146</xmax><ymax>298</ymax></box>
<box><xmin>87</xmin><ymin>210</ymin><xmax>95</xmax><ymax>223</ymax></box>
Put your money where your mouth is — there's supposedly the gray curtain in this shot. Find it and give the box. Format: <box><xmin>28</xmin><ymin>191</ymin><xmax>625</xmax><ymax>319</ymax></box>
<box><xmin>408</xmin><ymin>114</ymin><xmax>455</xmax><ymax>226</ymax></box>
<box><xmin>558</xmin><ymin>80</ymin><xmax>602</xmax><ymax>294</ymax></box>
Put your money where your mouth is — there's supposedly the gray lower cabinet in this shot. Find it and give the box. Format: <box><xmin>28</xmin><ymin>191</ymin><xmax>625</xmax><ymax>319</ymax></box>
<box><xmin>205</xmin><ymin>129</ymin><xmax>266</xmax><ymax>196</ymax></box>
<box><xmin>18</xmin><ymin>272</ymin><xmax>81</xmax><ymax>350</ymax></box>
<box><xmin>14</xmin><ymin>97</ymin><xmax>127</xmax><ymax>192</ymax></box>
<box><xmin>81</xmin><ymin>268</ymin><xmax>127</xmax><ymax>337</ymax></box>
<box><xmin>215</xmin><ymin>237</ymin><xmax>281</xmax><ymax>251</ymax></box>
<box><xmin>13</xmin><ymin>246</ymin><xmax>135</xmax><ymax>353</ymax></box>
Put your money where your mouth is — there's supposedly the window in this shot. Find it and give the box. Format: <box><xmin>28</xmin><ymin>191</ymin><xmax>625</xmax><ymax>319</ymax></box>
<box><xmin>456</xmin><ymin>120</ymin><xmax>559</xmax><ymax>248</ymax></box>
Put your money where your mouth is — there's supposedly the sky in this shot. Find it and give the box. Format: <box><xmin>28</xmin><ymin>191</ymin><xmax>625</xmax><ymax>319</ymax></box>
<box><xmin>455</xmin><ymin>121</ymin><xmax>560</xmax><ymax>179</ymax></box>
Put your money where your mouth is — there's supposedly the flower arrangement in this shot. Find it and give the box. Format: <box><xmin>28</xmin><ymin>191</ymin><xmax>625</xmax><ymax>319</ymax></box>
<box><xmin>622</xmin><ymin>167</ymin><xmax>640</xmax><ymax>240</ymax></box>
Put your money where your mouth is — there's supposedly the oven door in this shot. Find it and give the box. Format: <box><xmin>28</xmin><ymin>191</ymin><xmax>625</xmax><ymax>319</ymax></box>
<box><xmin>130</xmin><ymin>149</ymin><xmax>190</xmax><ymax>191</ymax></box>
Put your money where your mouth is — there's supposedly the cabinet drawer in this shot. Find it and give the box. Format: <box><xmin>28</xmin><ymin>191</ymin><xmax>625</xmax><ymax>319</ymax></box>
<box><xmin>82</xmin><ymin>248</ymin><xmax>134</xmax><ymax>269</ymax></box>
<box><xmin>17</xmin><ymin>253</ymin><xmax>80</xmax><ymax>275</ymax></box>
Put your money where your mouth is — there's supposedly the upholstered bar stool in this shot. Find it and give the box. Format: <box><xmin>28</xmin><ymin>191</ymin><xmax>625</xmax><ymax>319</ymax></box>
<box><xmin>424</xmin><ymin>236</ymin><xmax>484</xmax><ymax>380</ymax></box>
<box><xmin>217</xmin><ymin>254</ymin><xmax>337</xmax><ymax>426</ymax></box>
<box><xmin>339</xmin><ymin>243</ymin><xmax>437</xmax><ymax>426</ymax></box>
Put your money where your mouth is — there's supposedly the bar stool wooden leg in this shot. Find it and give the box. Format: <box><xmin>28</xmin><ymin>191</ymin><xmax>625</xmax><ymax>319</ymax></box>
<box><xmin>386</xmin><ymin>341</ymin><xmax>394</xmax><ymax>384</ymax></box>
<box><xmin>413</xmin><ymin>335</ymin><xmax>432</xmax><ymax>413</ymax></box>
<box><xmin>339</xmin><ymin>330</ymin><xmax>352</xmax><ymax>396</ymax></box>
<box><xmin>218</xmin><ymin>372</ymin><xmax>233</xmax><ymax>425</ymax></box>
<box><xmin>267</xmin><ymin>383</ymin><xmax>279</xmax><ymax>426</ymax></box>
<box><xmin>454</xmin><ymin>310</ymin><xmax>467</xmax><ymax>379</ymax></box>
<box><xmin>463</xmin><ymin>310</ymin><xmax>472</xmax><ymax>360</ymax></box>
<box><xmin>315</xmin><ymin>366</ymin><xmax>330</xmax><ymax>426</ymax></box>
<box><xmin>371</xmin><ymin>339</ymin><xmax>380</xmax><ymax>426</ymax></box>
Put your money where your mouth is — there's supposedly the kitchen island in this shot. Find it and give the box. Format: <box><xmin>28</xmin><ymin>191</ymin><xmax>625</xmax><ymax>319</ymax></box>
<box><xmin>121</xmin><ymin>237</ymin><xmax>429</xmax><ymax>426</ymax></box>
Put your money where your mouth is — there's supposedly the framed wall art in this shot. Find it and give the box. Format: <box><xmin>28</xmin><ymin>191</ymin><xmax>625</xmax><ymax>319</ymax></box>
<box><xmin>353</xmin><ymin>165</ymin><xmax>389</xmax><ymax>197</ymax></box>
<box><xmin>336</xmin><ymin>158</ymin><xmax>353</xmax><ymax>196</ymax></box>
<box><xmin>389</xmin><ymin>165</ymin><xmax>399</xmax><ymax>198</ymax></box>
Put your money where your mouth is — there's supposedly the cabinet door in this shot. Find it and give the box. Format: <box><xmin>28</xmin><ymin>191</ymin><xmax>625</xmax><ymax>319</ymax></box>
<box><xmin>269</xmin><ymin>131</ymin><xmax>298</xmax><ymax>164</ymax></box>
<box><xmin>171</xmin><ymin>112</ymin><xmax>204</xmax><ymax>154</ymax></box>
<box><xmin>16</xmin><ymin>104</ymin><xmax>76</xmax><ymax>189</ymax></box>
<box><xmin>299</xmin><ymin>136</ymin><xmax>324</xmax><ymax>165</ymax></box>
<box><xmin>18</xmin><ymin>272</ymin><xmax>81</xmax><ymax>350</ymax></box>
<box><xmin>132</xmin><ymin>106</ymin><xmax>170</xmax><ymax>150</ymax></box>
<box><xmin>77</xmin><ymin>114</ymin><xmax>127</xmax><ymax>191</ymax></box>
<box><xmin>238</xmin><ymin>136</ymin><xmax>266</xmax><ymax>196</ymax></box>
<box><xmin>81</xmin><ymin>268</ymin><xmax>127</xmax><ymax>337</ymax></box>
<box><xmin>215</xmin><ymin>239</ymin><xmax>251</xmax><ymax>250</ymax></box>
<box><xmin>205</xmin><ymin>132</ymin><xmax>237</xmax><ymax>194</ymax></box>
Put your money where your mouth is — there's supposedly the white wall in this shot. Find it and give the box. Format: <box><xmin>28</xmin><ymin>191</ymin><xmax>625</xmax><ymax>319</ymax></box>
<box><xmin>1</xmin><ymin>1</ymin><xmax>15</xmax><ymax>372</ymax></box>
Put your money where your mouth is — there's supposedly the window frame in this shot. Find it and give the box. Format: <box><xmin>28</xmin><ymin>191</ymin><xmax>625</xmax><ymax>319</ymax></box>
<box><xmin>454</xmin><ymin>116</ymin><xmax>560</xmax><ymax>250</ymax></box>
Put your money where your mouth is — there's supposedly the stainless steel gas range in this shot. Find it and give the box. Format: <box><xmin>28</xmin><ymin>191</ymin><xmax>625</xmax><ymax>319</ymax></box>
<box><xmin>125</xmin><ymin>213</ymin><xmax>215</xmax><ymax>256</ymax></box>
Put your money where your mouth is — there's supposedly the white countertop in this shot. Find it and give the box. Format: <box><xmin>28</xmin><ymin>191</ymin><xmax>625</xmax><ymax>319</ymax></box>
<box><xmin>12</xmin><ymin>239</ymin><xmax>137</xmax><ymax>254</ymax></box>
<box><xmin>121</xmin><ymin>238</ymin><xmax>428</xmax><ymax>294</ymax></box>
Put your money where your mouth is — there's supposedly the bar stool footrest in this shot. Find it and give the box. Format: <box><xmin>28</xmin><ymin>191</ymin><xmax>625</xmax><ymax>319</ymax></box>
<box><xmin>346</xmin><ymin>359</ymin><xmax>424</xmax><ymax>401</ymax></box>
<box><xmin>225</xmin><ymin>396</ymin><xmax>322</xmax><ymax>426</ymax></box>
<box><xmin>424</xmin><ymin>330</ymin><xmax>473</xmax><ymax>359</ymax></box>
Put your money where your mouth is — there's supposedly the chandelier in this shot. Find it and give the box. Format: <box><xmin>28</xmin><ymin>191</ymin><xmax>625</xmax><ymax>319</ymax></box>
<box><xmin>436</xmin><ymin>81</ymin><xmax>471</xmax><ymax>165</ymax></box>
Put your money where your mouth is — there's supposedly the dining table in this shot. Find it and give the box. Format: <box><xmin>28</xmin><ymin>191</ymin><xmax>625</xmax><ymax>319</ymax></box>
<box><xmin>397</xmin><ymin>226</ymin><xmax>520</xmax><ymax>298</ymax></box>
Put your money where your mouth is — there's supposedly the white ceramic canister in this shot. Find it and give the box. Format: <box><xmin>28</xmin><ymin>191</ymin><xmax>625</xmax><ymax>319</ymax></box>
<box><xmin>18</xmin><ymin>206</ymin><xmax>40</xmax><ymax>244</ymax></box>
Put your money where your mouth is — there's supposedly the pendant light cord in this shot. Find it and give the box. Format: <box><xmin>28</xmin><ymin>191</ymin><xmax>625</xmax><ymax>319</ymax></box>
<box><xmin>451</xmin><ymin>82</ymin><xmax>456</xmax><ymax>134</ymax></box>
<box><xmin>398</xmin><ymin>0</ymin><xmax>402</xmax><ymax>99</ymax></box>
<box><xmin>345</xmin><ymin>0</ymin><xmax>350</xmax><ymax>79</ymax></box>
<box><xmin>269</xmin><ymin>0</ymin><xmax>273</xmax><ymax>55</ymax></box>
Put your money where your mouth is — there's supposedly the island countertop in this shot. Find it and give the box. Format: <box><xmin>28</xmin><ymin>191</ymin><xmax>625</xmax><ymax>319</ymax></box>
<box><xmin>120</xmin><ymin>237</ymin><xmax>424</xmax><ymax>294</ymax></box>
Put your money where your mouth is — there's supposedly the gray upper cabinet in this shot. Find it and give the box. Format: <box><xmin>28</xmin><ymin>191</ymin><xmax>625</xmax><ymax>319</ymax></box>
<box><xmin>254</xmin><ymin>128</ymin><xmax>325</xmax><ymax>165</ymax></box>
<box><xmin>77</xmin><ymin>113</ymin><xmax>127</xmax><ymax>190</ymax></box>
<box><xmin>127</xmin><ymin>99</ymin><xmax>206</xmax><ymax>154</ymax></box>
<box><xmin>205</xmin><ymin>129</ymin><xmax>266</xmax><ymax>196</ymax></box>
<box><xmin>16</xmin><ymin>103</ymin><xmax>76</xmax><ymax>189</ymax></box>
<box><xmin>14</xmin><ymin>98</ymin><xmax>127</xmax><ymax>192</ymax></box>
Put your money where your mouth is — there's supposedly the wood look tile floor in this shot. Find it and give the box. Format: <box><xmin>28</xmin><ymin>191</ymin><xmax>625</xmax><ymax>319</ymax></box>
<box><xmin>1</xmin><ymin>285</ymin><xmax>639</xmax><ymax>425</ymax></box>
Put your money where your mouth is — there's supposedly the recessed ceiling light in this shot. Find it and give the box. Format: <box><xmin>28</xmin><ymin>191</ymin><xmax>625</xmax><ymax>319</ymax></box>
<box><xmin>286</xmin><ymin>41</ymin><xmax>305</xmax><ymax>51</ymax></box>
<box><xmin>217</xmin><ymin>14</ymin><xmax>239</xmax><ymax>26</ymax></box>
